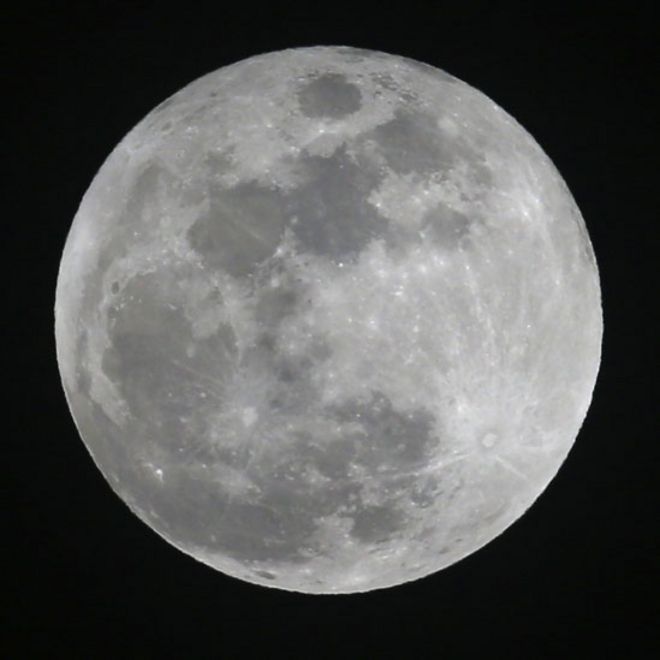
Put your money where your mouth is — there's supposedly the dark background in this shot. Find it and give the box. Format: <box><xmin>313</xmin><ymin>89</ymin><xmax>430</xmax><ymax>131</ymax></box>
<box><xmin>7</xmin><ymin>2</ymin><xmax>657</xmax><ymax>657</ymax></box>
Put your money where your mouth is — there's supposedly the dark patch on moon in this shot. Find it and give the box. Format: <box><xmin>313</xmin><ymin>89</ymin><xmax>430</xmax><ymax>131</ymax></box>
<box><xmin>254</xmin><ymin>281</ymin><xmax>301</xmax><ymax>329</ymax></box>
<box><xmin>208</xmin><ymin>501</ymin><xmax>294</xmax><ymax>562</ymax></box>
<box><xmin>384</xmin><ymin>202</ymin><xmax>473</xmax><ymax>254</ymax></box>
<box><xmin>286</xmin><ymin>147</ymin><xmax>386</xmax><ymax>261</ymax></box>
<box><xmin>185</xmin><ymin>106</ymin><xmax>492</xmax><ymax>274</ymax></box>
<box><xmin>297</xmin><ymin>73</ymin><xmax>362</xmax><ymax>119</ymax></box>
<box><xmin>102</xmin><ymin>270</ymin><xmax>237</xmax><ymax>430</ymax></box>
<box><xmin>74</xmin><ymin>329</ymin><xmax>91</xmax><ymax>395</ymax></box>
<box><xmin>205</xmin><ymin>468</ymin><xmax>357</xmax><ymax>564</ymax></box>
<box><xmin>203</xmin><ymin>150</ymin><xmax>235</xmax><ymax>183</ymax></box>
<box><xmin>423</xmin><ymin>203</ymin><xmax>472</xmax><ymax>249</ymax></box>
<box><xmin>365</xmin><ymin>109</ymin><xmax>457</xmax><ymax>176</ymax></box>
<box><xmin>187</xmin><ymin>180</ymin><xmax>288</xmax><ymax>277</ymax></box>
<box><xmin>303</xmin><ymin>436</ymin><xmax>357</xmax><ymax>481</ymax></box>
<box><xmin>273</xmin><ymin>353</ymin><xmax>314</xmax><ymax>386</ymax></box>
<box><xmin>213</xmin><ymin>440</ymin><xmax>367</xmax><ymax>563</ymax></box>
<box><xmin>67</xmin><ymin>391</ymin><xmax>277</xmax><ymax>570</ymax></box>
<box><xmin>331</xmin><ymin>390</ymin><xmax>437</xmax><ymax>472</ymax></box>
<box><xmin>350</xmin><ymin>504</ymin><xmax>405</xmax><ymax>543</ymax></box>
<box><xmin>362</xmin><ymin>109</ymin><xmax>494</xmax><ymax>192</ymax></box>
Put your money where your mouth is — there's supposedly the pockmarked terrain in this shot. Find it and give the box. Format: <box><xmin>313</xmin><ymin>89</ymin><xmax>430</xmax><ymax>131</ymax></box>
<box><xmin>55</xmin><ymin>47</ymin><xmax>602</xmax><ymax>593</ymax></box>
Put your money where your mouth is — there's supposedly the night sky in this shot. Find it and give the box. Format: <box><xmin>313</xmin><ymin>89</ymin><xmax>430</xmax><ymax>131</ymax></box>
<box><xmin>7</xmin><ymin>3</ymin><xmax>657</xmax><ymax>657</ymax></box>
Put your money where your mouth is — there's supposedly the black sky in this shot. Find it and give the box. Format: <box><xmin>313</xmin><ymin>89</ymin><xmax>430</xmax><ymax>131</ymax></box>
<box><xmin>6</xmin><ymin>2</ymin><xmax>658</xmax><ymax>658</ymax></box>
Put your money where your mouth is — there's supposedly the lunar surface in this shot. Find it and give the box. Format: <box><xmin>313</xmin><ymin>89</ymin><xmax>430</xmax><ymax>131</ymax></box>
<box><xmin>55</xmin><ymin>46</ymin><xmax>602</xmax><ymax>593</ymax></box>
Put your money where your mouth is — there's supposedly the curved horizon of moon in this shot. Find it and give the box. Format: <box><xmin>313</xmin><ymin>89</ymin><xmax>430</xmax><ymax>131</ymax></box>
<box><xmin>55</xmin><ymin>46</ymin><xmax>602</xmax><ymax>593</ymax></box>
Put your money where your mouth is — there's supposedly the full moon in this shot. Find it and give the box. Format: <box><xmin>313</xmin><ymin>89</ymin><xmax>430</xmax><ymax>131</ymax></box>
<box><xmin>55</xmin><ymin>46</ymin><xmax>602</xmax><ymax>593</ymax></box>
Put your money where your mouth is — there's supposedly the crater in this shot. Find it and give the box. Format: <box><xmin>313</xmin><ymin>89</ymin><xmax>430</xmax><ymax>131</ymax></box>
<box><xmin>297</xmin><ymin>73</ymin><xmax>362</xmax><ymax>119</ymax></box>
<box><xmin>480</xmin><ymin>431</ymin><xmax>498</xmax><ymax>449</ymax></box>
<box><xmin>255</xmin><ymin>570</ymin><xmax>277</xmax><ymax>580</ymax></box>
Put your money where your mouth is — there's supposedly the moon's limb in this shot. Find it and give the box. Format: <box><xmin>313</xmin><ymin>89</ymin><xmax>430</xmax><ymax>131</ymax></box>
<box><xmin>55</xmin><ymin>46</ymin><xmax>602</xmax><ymax>593</ymax></box>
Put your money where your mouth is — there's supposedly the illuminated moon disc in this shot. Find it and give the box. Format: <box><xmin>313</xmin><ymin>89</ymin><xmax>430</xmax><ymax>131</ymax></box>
<box><xmin>55</xmin><ymin>46</ymin><xmax>602</xmax><ymax>593</ymax></box>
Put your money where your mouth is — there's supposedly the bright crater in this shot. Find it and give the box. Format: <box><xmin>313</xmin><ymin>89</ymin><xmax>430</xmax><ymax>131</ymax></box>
<box><xmin>55</xmin><ymin>46</ymin><xmax>602</xmax><ymax>593</ymax></box>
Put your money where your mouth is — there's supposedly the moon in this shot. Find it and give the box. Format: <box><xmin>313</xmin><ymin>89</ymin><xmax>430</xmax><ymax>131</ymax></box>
<box><xmin>55</xmin><ymin>46</ymin><xmax>602</xmax><ymax>593</ymax></box>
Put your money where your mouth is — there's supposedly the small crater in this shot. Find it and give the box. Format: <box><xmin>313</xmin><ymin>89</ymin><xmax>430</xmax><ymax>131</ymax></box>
<box><xmin>297</xmin><ymin>73</ymin><xmax>362</xmax><ymax>119</ymax></box>
<box><xmin>481</xmin><ymin>432</ymin><xmax>498</xmax><ymax>449</ymax></box>
<box><xmin>110</xmin><ymin>281</ymin><xmax>120</xmax><ymax>294</ymax></box>
<box><xmin>255</xmin><ymin>570</ymin><xmax>277</xmax><ymax>580</ymax></box>
<box><xmin>371</xmin><ymin>72</ymin><xmax>401</xmax><ymax>92</ymax></box>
